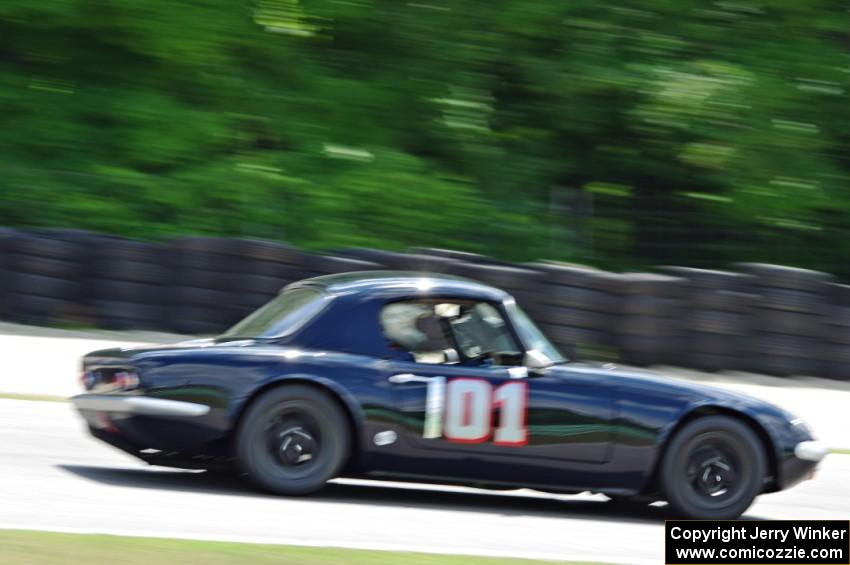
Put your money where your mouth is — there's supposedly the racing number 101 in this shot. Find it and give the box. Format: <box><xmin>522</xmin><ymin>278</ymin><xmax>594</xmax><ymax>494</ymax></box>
<box><xmin>424</xmin><ymin>378</ymin><xmax>528</xmax><ymax>446</ymax></box>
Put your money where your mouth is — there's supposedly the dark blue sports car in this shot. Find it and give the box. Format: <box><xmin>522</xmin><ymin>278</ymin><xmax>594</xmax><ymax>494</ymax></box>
<box><xmin>72</xmin><ymin>271</ymin><xmax>826</xmax><ymax>519</ymax></box>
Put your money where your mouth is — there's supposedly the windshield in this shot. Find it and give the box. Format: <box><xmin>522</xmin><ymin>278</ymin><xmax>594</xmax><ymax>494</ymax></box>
<box><xmin>221</xmin><ymin>287</ymin><xmax>328</xmax><ymax>339</ymax></box>
<box><xmin>505</xmin><ymin>301</ymin><xmax>566</xmax><ymax>363</ymax></box>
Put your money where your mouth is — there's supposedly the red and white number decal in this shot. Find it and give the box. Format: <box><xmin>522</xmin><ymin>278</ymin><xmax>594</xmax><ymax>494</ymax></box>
<box><xmin>444</xmin><ymin>379</ymin><xmax>492</xmax><ymax>443</ymax></box>
<box><xmin>493</xmin><ymin>381</ymin><xmax>528</xmax><ymax>446</ymax></box>
<box><xmin>437</xmin><ymin>378</ymin><xmax>528</xmax><ymax>447</ymax></box>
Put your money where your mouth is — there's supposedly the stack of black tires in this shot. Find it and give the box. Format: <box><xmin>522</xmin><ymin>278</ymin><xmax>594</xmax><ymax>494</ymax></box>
<box><xmin>825</xmin><ymin>284</ymin><xmax>850</xmax><ymax>380</ymax></box>
<box><xmin>662</xmin><ymin>267</ymin><xmax>754</xmax><ymax>372</ymax></box>
<box><xmin>617</xmin><ymin>273</ymin><xmax>686</xmax><ymax>366</ymax></box>
<box><xmin>532</xmin><ymin>264</ymin><xmax>622</xmax><ymax>360</ymax></box>
<box><xmin>3</xmin><ymin>230</ymin><xmax>86</xmax><ymax>326</ymax></box>
<box><xmin>85</xmin><ymin>235</ymin><xmax>172</xmax><ymax>330</ymax></box>
<box><xmin>737</xmin><ymin>263</ymin><xmax>832</xmax><ymax>377</ymax></box>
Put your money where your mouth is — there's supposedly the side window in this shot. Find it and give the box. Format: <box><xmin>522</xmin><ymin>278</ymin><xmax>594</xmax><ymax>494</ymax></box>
<box><xmin>380</xmin><ymin>301</ymin><xmax>457</xmax><ymax>364</ymax></box>
<box><xmin>449</xmin><ymin>303</ymin><xmax>521</xmax><ymax>361</ymax></box>
<box><xmin>379</xmin><ymin>300</ymin><xmax>522</xmax><ymax>366</ymax></box>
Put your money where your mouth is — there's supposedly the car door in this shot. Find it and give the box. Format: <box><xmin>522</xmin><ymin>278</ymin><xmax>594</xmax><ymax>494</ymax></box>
<box><xmin>378</xmin><ymin>299</ymin><xmax>616</xmax><ymax>486</ymax></box>
<box><xmin>385</xmin><ymin>362</ymin><xmax>615</xmax><ymax>482</ymax></box>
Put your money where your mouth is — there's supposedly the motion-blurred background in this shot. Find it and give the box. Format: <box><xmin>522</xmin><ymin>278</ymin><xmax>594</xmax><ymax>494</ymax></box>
<box><xmin>2</xmin><ymin>1</ymin><xmax>850</xmax><ymax>377</ymax></box>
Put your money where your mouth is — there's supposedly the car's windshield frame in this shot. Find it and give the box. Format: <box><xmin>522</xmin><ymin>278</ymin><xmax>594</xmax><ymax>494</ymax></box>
<box><xmin>502</xmin><ymin>298</ymin><xmax>566</xmax><ymax>363</ymax></box>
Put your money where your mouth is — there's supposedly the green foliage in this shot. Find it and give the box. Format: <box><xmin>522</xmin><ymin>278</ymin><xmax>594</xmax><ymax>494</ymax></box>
<box><xmin>1</xmin><ymin>1</ymin><xmax>850</xmax><ymax>274</ymax></box>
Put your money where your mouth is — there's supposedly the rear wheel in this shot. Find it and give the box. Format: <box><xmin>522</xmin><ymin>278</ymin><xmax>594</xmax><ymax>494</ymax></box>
<box><xmin>236</xmin><ymin>385</ymin><xmax>350</xmax><ymax>495</ymax></box>
<box><xmin>660</xmin><ymin>416</ymin><xmax>766</xmax><ymax>519</ymax></box>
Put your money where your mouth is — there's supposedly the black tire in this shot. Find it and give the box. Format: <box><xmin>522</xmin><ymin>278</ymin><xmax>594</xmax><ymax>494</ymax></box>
<box><xmin>450</xmin><ymin>263</ymin><xmax>542</xmax><ymax>290</ymax></box>
<box><xmin>171</xmin><ymin>236</ymin><xmax>245</xmax><ymax>256</ymax></box>
<box><xmin>100</xmin><ymin>260</ymin><xmax>173</xmax><ymax>284</ymax></box>
<box><xmin>827</xmin><ymin>306</ymin><xmax>850</xmax><ymax>328</ymax></box>
<box><xmin>821</xmin><ymin>361</ymin><xmax>850</xmax><ymax>381</ymax></box>
<box><xmin>409</xmin><ymin>247</ymin><xmax>488</xmax><ymax>264</ymax></box>
<box><xmin>332</xmin><ymin>247</ymin><xmax>406</xmax><ymax>267</ymax></box>
<box><xmin>394</xmin><ymin>254</ymin><xmax>458</xmax><ymax>273</ymax></box>
<box><xmin>508</xmin><ymin>288</ymin><xmax>544</xmax><ymax>313</ymax></box>
<box><xmin>757</xmin><ymin>288</ymin><xmax>825</xmax><ymax>314</ymax></box>
<box><xmin>11</xmin><ymin>255</ymin><xmax>78</xmax><ymax>278</ymax></box>
<box><xmin>541</xmin><ymin>324</ymin><xmax>613</xmax><ymax>348</ymax></box>
<box><xmin>620</xmin><ymin>296</ymin><xmax>682</xmax><ymax>317</ymax></box>
<box><xmin>688</xmin><ymin>310</ymin><xmax>749</xmax><ymax>335</ymax></box>
<box><xmin>619</xmin><ymin>333</ymin><xmax>683</xmax><ymax>351</ymax></box>
<box><xmin>689</xmin><ymin>290</ymin><xmax>753</xmax><ymax>312</ymax></box>
<box><xmin>825</xmin><ymin>344</ymin><xmax>850</xmax><ymax>363</ymax></box>
<box><xmin>743</xmin><ymin>355</ymin><xmax>824</xmax><ymax>377</ymax></box>
<box><xmin>620</xmin><ymin>274</ymin><xmax>687</xmax><ymax>298</ymax></box>
<box><xmin>5</xmin><ymin>293</ymin><xmax>82</xmax><ymax>324</ymax></box>
<box><xmin>753</xmin><ymin>309</ymin><xmax>824</xmax><ymax>337</ymax></box>
<box><xmin>688</xmin><ymin>352</ymin><xmax>742</xmax><ymax>372</ymax></box>
<box><xmin>93</xmin><ymin>238</ymin><xmax>165</xmax><ymax>263</ymax></box>
<box><xmin>661</xmin><ymin>416</ymin><xmax>766</xmax><ymax>519</ymax></box>
<box><xmin>750</xmin><ymin>333</ymin><xmax>821</xmax><ymax>359</ymax></box>
<box><xmin>687</xmin><ymin>332</ymin><xmax>740</xmax><ymax>355</ymax></box>
<box><xmin>175</xmin><ymin>252</ymin><xmax>243</xmax><ymax>273</ymax></box>
<box><xmin>236</xmin><ymin>259</ymin><xmax>291</xmax><ymax>279</ymax></box>
<box><xmin>178</xmin><ymin>270</ymin><xmax>290</xmax><ymax>293</ymax></box>
<box><xmin>11</xmin><ymin>234</ymin><xmax>80</xmax><ymax>261</ymax></box>
<box><xmin>618</xmin><ymin>315</ymin><xmax>679</xmax><ymax>337</ymax></box>
<box><xmin>91</xmin><ymin>300</ymin><xmax>166</xmax><ymax>330</ymax></box>
<box><xmin>735</xmin><ymin>263</ymin><xmax>833</xmax><ymax>292</ymax></box>
<box><xmin>306</xmin><ymin>255</ymin><xmax>380</xmax><ymax>275</ymax></box>
<box><xmin>238</xmin><ymin>239</ymin><xmax>306</xmax><ymax>265</ymax></box>
<box><xmin>173</xmin><ymin>286</ymin><xmax>234</xmax><ymax>308</ymax></box>
<box><xmin>540</xmin><ymin>284</ymin><xmax>620</xmax><ymax>312</ymax></box>
<box><xmin>89</xmin><ymin>280</ymin><xmax>164</xmax><ymax>303</ymax></box>
<box><xmin>825</xmin><ymin>325</ymin><xmax>850</xmax><ymax>346</ymax></box>
<box><xmin>660</xmin><ymin>267</ymin><xmax>752</xmax><ymax>292</ymax></box>
<box><xmin>830</xmin><ymin>283</ymin><xmax>850</xmax><ymax>306</ymax></box>
<box><xmin>236</xmin><ymin>385</ymin><xmax>351</xmax><ymax>495</ymax></box>
<box><xmin>534</xmin><ymin>306</ymin><xmax>611</xmax><ymax>330</ymax></box>
<box><xmin>9</xmin><ymin>273</ymin><xmax>80</xmax><ymax>299</ymax></box>
<box><xmin>536</xmin><ymin>263</ymin><xmax>624</xmax><ymax>292</ymax></box>
<box><xmin>168</xmin><ymin>317</ymin><xmax>229</xmax><ymax>335</ymax></box>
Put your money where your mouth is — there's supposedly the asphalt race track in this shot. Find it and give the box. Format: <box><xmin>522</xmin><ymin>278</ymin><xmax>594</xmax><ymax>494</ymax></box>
<box><xmin>1</xmin><ymin>399</ymin><xmax>847</xmax><ymax>564</ymax></box>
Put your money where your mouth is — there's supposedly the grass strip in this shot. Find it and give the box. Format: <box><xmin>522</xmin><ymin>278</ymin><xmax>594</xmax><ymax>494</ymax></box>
<box><xmin>0</xmin><ymin>530</ymin><xmax>603</xmax><ymax>565</ymax></box>
<box><xmin>0</xmin><ymin>392</ymin><xmax>66</xmax><ymax>402</ymax></box>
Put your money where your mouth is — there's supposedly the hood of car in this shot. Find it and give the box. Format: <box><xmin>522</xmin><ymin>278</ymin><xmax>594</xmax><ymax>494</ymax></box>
<box><xmin>548</xmin><ymin>361</ymin><xmax>791</xmax><ymax>417</ymax></box>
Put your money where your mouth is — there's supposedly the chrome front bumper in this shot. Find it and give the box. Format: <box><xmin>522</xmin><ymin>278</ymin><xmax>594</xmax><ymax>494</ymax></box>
<box><xmin>71</xmin><ymin>394</ymin><xmax>210</xmax><ymax>417</ymax></box>
<box><xmin>794</xmin><ymin>440</ymin><xmax>828</xmax><ymax>462</ymax></box>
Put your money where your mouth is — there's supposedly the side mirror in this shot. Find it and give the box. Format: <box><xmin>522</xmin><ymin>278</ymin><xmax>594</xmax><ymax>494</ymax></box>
<box><xmin>523</xmin><ymin>349</ymin><xmax>553</xmax><ymax>370</ymax></box>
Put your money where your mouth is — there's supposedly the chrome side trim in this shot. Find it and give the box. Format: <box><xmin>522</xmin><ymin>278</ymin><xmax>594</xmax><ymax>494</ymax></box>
<box><xmin>71</xmin><ymin>394</ymin><xmax>210</xmax><ymax>417</ymax></box>
<box><xmin>794</xmin><ymin>440</ymin><xmax>828</xmax><ymax>462</ymax></box>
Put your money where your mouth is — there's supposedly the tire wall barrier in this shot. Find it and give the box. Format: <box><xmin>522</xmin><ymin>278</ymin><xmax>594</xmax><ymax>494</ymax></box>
<box><xmin>0</xmin><ymin>227</ymin><xmax>846</xmax><ymax>380</ymax></box>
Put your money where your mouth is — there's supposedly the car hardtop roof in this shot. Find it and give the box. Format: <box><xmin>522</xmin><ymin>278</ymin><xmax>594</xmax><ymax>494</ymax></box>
<box><xmin>298</xmin><ymin>270</ymin><xmax>510</xmax><ymax>302</ymax></box>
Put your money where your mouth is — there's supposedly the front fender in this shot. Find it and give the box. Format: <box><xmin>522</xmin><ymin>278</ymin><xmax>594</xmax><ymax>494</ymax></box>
<box><xmin>642</xmin><ymin>399</ymin><xmax>799</xmax><ymax>493</ymax></box>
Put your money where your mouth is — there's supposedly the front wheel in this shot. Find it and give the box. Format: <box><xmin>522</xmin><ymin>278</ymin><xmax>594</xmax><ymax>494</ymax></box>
<box><xmin>236</xmin><ymin>385</ymin><xmax>351</xmax><ymax>495</ymax></box>
<box><xmin>660</xmin><ymin>416</ymin><xmax>766</xmax><ymax>519</ymax></box>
